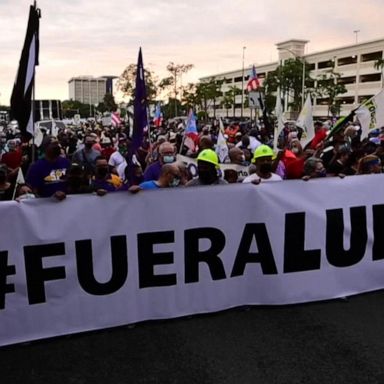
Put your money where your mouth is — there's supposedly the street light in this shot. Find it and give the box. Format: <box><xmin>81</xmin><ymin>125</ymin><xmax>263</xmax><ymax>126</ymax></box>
<box><xmin>241</xmin><ymin>46</ymin><xmax>246</xmax><ymax>119</ymax></box>
<box><xmin>277</xmin><ymin>47</ymin><xmax>306</xmax><ymax>110</ymax></box>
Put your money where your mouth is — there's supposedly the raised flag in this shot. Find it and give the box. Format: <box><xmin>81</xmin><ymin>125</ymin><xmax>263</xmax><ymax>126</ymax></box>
<box><xmin>183</xmin><ymin>109</ymin><xmax>199</xmax><ymax>152</ymax></box>
<box><xmin>111</xmin><ymin>111</ymin><xmax>122</xmax><ymax>127</ymax></box>
<box><xmin>273</xmin><ymin>89</ymin><xmax>285</xmax><ymax>151</ymax></box>
<box><xmin>10</xmin><ymin>3</ymin><xmax>40</xmax><ymax>137</ymax></box>
<box><xmin>153</xmin><ymin>103</ymin><xmax>163</xmax><ymax>128</ymax></box>
<box><xmin>215</xmin><ymin>118</ymin><xmax>229</xmax><ymax>163</ymax></box>
<box><xmin>355</xmin><ymin>90</ymin><xmax>384</xmax><ymax>139</ymax></box>
<box><xmin>246</xmin><ymin>65</ymin><xmax>260</xmax><ymax>92</ymax></box>
<box><xmin>296</xmin><ymin>94</ymin><xmax>314</xmax><ymax>146</ymax></box>
<box><xmin>133</xmin><ymin>47</ymin><xmax>148</xmax><ymax>151</ymax></box>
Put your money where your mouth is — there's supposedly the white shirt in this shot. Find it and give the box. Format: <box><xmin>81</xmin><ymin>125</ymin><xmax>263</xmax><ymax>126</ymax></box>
<box><xmin>242</xmin><ymin>173</ymin><xmax>282</xmax><ymax>183</ymax></box>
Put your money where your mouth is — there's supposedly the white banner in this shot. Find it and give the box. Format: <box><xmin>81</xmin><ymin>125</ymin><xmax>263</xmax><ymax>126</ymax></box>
<box><xmin>177</xmin><ymin>154</ymin><xmax>250</xmax><ymax>181</ymax></box>
<box><xmin>1</xmin><ymin>175</ymin><xmax>384</xmax><ymax>346</ymax></box>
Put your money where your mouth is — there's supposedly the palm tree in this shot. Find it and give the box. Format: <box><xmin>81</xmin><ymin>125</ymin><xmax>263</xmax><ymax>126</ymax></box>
<box><xmin>374</xmin><ymin>58</ymin><xmax>384</xmax><ymax>88</ymax></box>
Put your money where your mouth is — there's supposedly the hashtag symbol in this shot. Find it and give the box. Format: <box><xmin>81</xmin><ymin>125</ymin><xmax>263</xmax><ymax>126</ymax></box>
<box><xmin>0</xmin><ymin>251</ymin><xmax>16</xmax><ymax>310</ymax></box>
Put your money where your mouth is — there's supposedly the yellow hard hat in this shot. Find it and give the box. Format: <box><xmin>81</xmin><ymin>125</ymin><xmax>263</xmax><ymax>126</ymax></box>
<box><xmin>253</xmin><ymin>145</ymin><xmax>274</xmax><ymax>162</ymax></box>
<box><xmin>197</xmin><ymin>149</ymin><xmax>219</xmax><ymax>167</ymax></box>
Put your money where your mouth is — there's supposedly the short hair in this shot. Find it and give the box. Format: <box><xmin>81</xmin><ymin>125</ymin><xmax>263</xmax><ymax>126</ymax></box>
<box><xmin>303</xmin><ymin>157</ymin><xmax>322</xmax><ymax>176</ymax></box>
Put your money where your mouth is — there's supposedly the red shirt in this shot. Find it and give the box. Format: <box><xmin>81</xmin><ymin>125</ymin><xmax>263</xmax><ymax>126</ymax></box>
<box><xmin>1</xmin><ymin>149</ymin><xmax>22</xmax><ymax>169</ymax></box>
<box><xmin>310</xmin><ymin>128</ymin><xmax>327</xmax><ymax>150</ymax></box>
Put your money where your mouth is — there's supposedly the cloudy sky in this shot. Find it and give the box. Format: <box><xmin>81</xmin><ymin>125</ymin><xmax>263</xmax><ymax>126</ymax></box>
<box><xmin>0</xmin><ymin>0</ymin><xmax>383</xmax><ymax>105</ymax></box>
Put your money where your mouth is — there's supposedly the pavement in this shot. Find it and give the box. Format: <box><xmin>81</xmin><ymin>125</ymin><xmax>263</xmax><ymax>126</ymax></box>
<box><xmin>1</xmin><ymin>290</ymin><xmax>384</xmax><ymax>384</ymax></box>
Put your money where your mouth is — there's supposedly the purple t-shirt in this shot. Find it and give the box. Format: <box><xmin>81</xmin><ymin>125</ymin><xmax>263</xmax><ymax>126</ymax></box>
<box><xmin>143</xmin><ymin>161</ymin><xmax>162</xmax><ymax>181</ymax></box>
<box><xmin>26</xmin><ymin>157</ymin><xmax>71</xmax><ymax>197</ymax></box>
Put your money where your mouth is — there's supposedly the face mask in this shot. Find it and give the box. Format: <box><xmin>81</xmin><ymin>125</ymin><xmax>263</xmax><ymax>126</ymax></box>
<box><xmin>163</xmin><ymin>155</ymin><xmax>175</xmax><ymax>164</ymax></box>
<box><xmin>51</xmin><ymin>146</ymin><xmax>61</xmax><ymax>158</ymax></box>
<box><xmin>316</xmin><ymin>169</ymin><xmax>327</xmax><ymax>178</ymax></box>
<box><xmin>96</xmin><ymin>167</ymin><xmax>108</xmax><ymax>178</ymax></box>
<box><xmin>199</xmin><ymin>169</ymin><xmax>217</xmax><ymax>185</ymax></box>
<box><xmin>169</xmin><ymin>177</ymin><xmax>180</xmax><ymax>188</ymax></box>
<box><xmin>85</xmin><ymin>142</ymin><xmax>93</xmax><ymax>149</ymax></box>
<box><xmin>259</xmin><ymin>163</ymin><xmax>272</xmax><ymax>174</ymax></box>
<box><xmin>119</xmin><ymin>145</ymin><xmax>127</xmax><ymax>155</ymax></box>
<box><xmin>292</xmin><ymin>147</ymin><xmax>299</xmax><ymax>154</ymax></box>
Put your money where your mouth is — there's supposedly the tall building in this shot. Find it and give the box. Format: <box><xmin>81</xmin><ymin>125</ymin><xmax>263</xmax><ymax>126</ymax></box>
<box><xmin>200</xmin><ymin>37</ymin><xmax>384</xmax><ymax>119</ymax></box>
<box><xmin>68</xmin><ymin>76</ymin><xmax>117</xmax><ymax>105</ymax></box>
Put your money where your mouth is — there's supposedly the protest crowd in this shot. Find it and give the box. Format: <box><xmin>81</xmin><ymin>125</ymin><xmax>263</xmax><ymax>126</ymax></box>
<box><xmin>0</xmin><ymin>111</ymin><xmax>383</xmax><ymax>203</ymax></box>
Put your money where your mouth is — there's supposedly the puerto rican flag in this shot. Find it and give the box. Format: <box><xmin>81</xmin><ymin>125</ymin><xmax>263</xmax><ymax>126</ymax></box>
<box><xmin>111</xmin><ymin>111</ymin><xmax>122</xmax><ymax>127</ymax></box>
<box><xmin>184</xmin><ymin>109</ymin><xmax>199</xmax><ymax>152</ymax></box>
<box><xmin>153</xmin><ymin>103</ymin><xmax>163</xmax><ymax>128</ymax></box>
<box><xmin>246</xmin><ymin>65</ymin><xmax>260</xmax><ymax>92</ymax></box>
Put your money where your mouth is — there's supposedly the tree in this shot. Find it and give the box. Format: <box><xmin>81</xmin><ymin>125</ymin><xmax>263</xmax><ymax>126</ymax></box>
<box><xmin>62</xmin><ymin>100</ymin><xmax>90</xmax><ymax>118</ymax></box>
<box><xmin>315</xmin><ymin>68</ymin><xmax>347</xmax><ymax>117</ymax></box>
<box><xmin>162</xmin><ymin>62</ymin><xmax>193</xmax><ymax>117</ymax></box>
<box><xmin>224</xmin><ymin>86</ymin><xmax>241</xmax><ymax>117</ymax></box>
<box><xmin>103</xmin><ymin>93</ymin><xmax>117</xmax><ymax>112</ymax></box>
<box><xmin>263</xmin><ymin>58</ymin><xmax>313</xmax><ymax>116</ymax></box>
<box><xmin>118</xmin><ymin>64</ymin><xmax>158</xmax><ymax>103</ymax></box>
<box><xmin>374</xmin><ymin>58</ymin><xmax>384</xmax><ymax>87</ymax></box>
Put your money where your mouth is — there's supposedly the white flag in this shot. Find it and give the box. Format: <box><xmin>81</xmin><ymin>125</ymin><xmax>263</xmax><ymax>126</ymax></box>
<box><xmin>273</xmin><ymin>89</ymin><xmax>285</xmax><ymax>151</ymax></box>
<box><xmin>355</xmin><ymin>90</ymin><xmax>384</xmax><ymax>139</ymax></box>
<box><xmin>215</xmin><ymin>118</ymin><xmax>229</xmax><ymax>163</ymax></box>
<box><xmin>16</xmin><ymin>168</ymin><xmax>25</xmax><ymax>185</ymax></box>
<box><xmin>296</xmin><ymin>94</ymin><xmax>314</xmax><ymax>147</ymax></box>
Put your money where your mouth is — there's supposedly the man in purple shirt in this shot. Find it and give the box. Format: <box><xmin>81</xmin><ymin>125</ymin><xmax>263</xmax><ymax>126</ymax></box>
<box><xmin>143</xmin><ymin>141</ymin><xmax>176</xmax><ymax>181</ymax></box>
<box><xmin>26</xmin><ymin>137</ymin><xmax>71</xmax><ymax>198</ymax></box>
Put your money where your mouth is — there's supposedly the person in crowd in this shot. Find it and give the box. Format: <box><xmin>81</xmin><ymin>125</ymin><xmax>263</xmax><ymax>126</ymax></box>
<box><xmin>309</xmin><ymin>121</ymin><xmax>328</xmax><ymax>150</ymax></box>
<box><xmin>26</xmin><ymin>137</ymin><xmax>70</xmax><ymax>199</ymax></box>
<box><xmin>108</xmin><ymin>134</ymin><xmax>128</xmax><ymax>171</ymax></box>
<box><xmin>143</xmin><ymin>141</ymin><xmax>176</xmax><ymax>181</ymax></box>
<box><xmin>242</xmin><ymin>145</ymin><xmax>282</xmax><ymax>184</ymax></box>
<box><xmin>326</xmin><ymin>144</ymin><xmax>351</xmax><ymax>176</ymax></box>
<box><xmin>186</xmin><ymin>149</ymin><xmax>227</xmax><ymax>186</ymax></box>
<box><xmin>129</xmin><ymin>163</ymin><xmax>181</xmax><ymax>192</ymax></box>
<box><xmin>224</xmin><ymin>169</ymin><xmax>239</xmax><ymax>183</ymax></box>
<box><xmin>66</xmin><ymin>163</ymin><xmax>92</xmax><ymax>195</ymax></box>
<box><xmin>1</xmin><ymin>139</ymin><xmax>22</xmax><ymax>183</ymax></box>
<box><xmin>302</xmin><ymin>157</ymin><xmax>327</xmax><ymax>180</ymax></box>
<box><xmin>356</xmin><ymin>154</ymin><xmax>382</xmax><ymax>175</ymax></box>
<box><xmin>100</xmin><ymin>137</ymin><xmax>115</xmax><ymax>161</ymax></box>
<box><xmin>0</xmin><ymin>164</ymin><xmax>14</xmax><ymax>201</ymax></box>
<box><xmin>229</xmin><ymin>147</ymin><xmax>248</xmax><ymax>165</ymax></box>
<box><xmin>90</xmin><ymin>156</ymin><xmax>122</xmax><ymax>193</ymax></box>
<box><xmin>72</xmin><ymin>134</ymin><xmax>101</xmax><ymax>175</ymax></box>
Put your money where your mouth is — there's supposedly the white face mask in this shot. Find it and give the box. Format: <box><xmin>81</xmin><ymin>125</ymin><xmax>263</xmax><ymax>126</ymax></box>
<box><xmin>292</xmin><ymin>147</ymin><xmax>299</xmax><ymax>154</ymax></box>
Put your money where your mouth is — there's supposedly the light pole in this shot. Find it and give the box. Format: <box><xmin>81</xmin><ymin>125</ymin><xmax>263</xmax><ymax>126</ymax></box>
<box><xmin>241</xmin><ymin>46</ymin><xmax>246</xmax><ymax>119</ymax></box>
<box><xmin>277</xmin><ymin>47</ymin><xmax>306</xmax><ymax>111</ymax></box>
<box><xmin>354</xmin><ymin>30</ymin><xmax>360</xmax><ymax>44</ymax></box>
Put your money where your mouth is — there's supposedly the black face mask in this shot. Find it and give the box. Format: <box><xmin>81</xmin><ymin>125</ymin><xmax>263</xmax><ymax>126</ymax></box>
<box><xmin>199</xmin><ymin>169</ymin><xmax>217</xmax><ymax>185</ymax></box>
<box><xmin>259</xmin><ymin>163</ymin><xmax>272</xmax><ymax>174</ymax></box>
<box><xmin>51</xmin><ymin>146</ymin><xmax>61</xmax><ymax>158</ymax></box>
<box><xmin>85</xmin><ymin>142</ymin><xmax>93</xmax><ymax>149</ymax></box>
<box><xmin>96</xmin><ymin>167</ymin><xmax>108</xmax><ymax>178</ymax></box>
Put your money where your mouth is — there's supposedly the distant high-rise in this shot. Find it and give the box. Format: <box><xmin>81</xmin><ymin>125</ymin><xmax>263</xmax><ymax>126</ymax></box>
<box><xmin>68</xmin><ymin>75</ymin><xmax>117</xmax><ymax>104</ymax></box>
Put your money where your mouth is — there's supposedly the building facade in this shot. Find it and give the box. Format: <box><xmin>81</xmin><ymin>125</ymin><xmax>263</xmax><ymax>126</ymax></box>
<box><xmin>68</xmin><ymin>76</ymin><xmax>116</xmax><ymax>105</ymax></box>
<box><xmin>200</xmin><ymin>38</ymin><xmax>384</xmax><ymax>119</ymax></box>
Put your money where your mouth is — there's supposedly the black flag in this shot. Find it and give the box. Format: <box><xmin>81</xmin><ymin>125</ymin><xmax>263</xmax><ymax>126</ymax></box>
<box><xmin>133</xmin><ymin>47</ymin><xmax>148</xmax><ymax>152</ymax></box>
<box><xmin>10</xmin><ymin>3</ymin><xmax>40</xmax><ymax>137</ymax></box>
